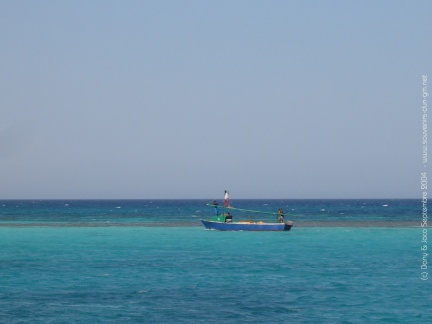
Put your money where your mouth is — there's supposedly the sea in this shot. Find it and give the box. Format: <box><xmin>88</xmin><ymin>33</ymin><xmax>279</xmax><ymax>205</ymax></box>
<box><xmin>0</xmin><ymin>199</ymin><xmax>430</xmax><ymax>323</ymax></box>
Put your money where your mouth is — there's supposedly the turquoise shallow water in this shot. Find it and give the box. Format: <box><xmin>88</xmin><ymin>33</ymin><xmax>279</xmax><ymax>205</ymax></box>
<box><xmin>1</xmin><ymin>226</ymin><xmax>430</xmax><ymax>323</ymax></box>
<box><xmin>0</xmin><ymin>200</ymin><xmax>430</xmax><ymax>322</ymax></box>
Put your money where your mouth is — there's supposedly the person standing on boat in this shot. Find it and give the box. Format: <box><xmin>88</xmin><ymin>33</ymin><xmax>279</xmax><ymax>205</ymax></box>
<box><xmin>224</xmin><ymin>190</ymin><xmax>229</xmax><ymax>207</ymax></box>
<box><xmin>277</xmin><ymin>208</ymin><xmax>284</xmax><ymax>223</ymax></box>
<box><xmin>212</xmin><ymin>200</ymin><xmax>219</xmax><ymax>215</ymax></box>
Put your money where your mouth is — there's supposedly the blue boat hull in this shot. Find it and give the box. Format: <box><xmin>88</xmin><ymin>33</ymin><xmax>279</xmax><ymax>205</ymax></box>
<box><xmin>201</xmin><ymin>220</ymin><xmax>293</xmax><ymax>231</ymax></box>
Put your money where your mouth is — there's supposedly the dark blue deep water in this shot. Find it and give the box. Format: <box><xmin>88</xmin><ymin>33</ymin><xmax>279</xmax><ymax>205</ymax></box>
<box><xmin>0</xmin><ymin>199</ymin><xmax>423</xmax><ymax>224</ymax></box>
<box><xmin>1</xmin><ymin>200</ymin><xmax>430</xmax><ymax>323</ymax></box>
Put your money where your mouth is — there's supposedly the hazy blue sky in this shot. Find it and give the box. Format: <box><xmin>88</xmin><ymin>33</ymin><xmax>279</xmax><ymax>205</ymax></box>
<box><xmin>1</xmin><ymin>1</ymin><xmax>430</xmax><ymax>199</ymax></box>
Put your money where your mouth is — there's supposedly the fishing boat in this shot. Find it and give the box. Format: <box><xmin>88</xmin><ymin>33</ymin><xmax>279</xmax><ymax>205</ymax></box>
<box><xmin>201</xmin><ymin>204</ymin><xmax>294</xmax><ymax>231</ymax></box>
